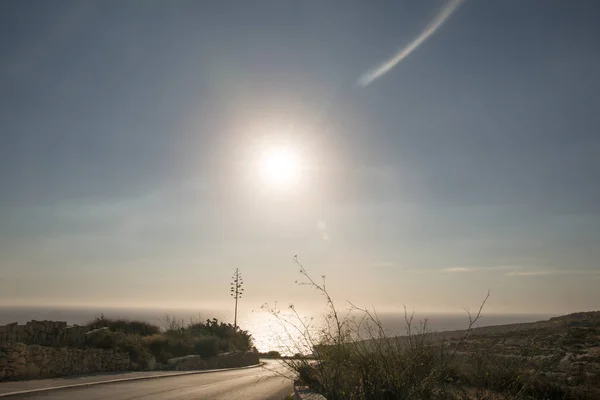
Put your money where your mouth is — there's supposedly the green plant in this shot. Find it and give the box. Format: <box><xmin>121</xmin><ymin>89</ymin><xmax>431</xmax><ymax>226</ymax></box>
<box><xmin>118</xmin><ymin>335</ymin><xmax>151</xmax><ymax>365</ymax></box>
<box><xmin>193</xmin><ymin>336</ymin><xmax>220</xmax><ymax>357</ymax></box>
<box><xmin>85</xmin><ymin>327</ymin><xmax>151</xmax><ymax>366</ymax></box>
<box><xmin>87</xmin><ymin>315</ymin><xmax>160</xmax><ymax>337</ymax></box>
<box><xmin>162</xmin><ymin>315</ymin><xmax>187</xmax><ymax>336</ymax></box>
<box><xmin>141</xmin><ymin>316</ymin><xmax>252</xmax><ymax>363</ymax></box>
<box><xmin>187</xmin><ymin>318</ymin><xmax>253</xmax><ymax>352</ymax></box>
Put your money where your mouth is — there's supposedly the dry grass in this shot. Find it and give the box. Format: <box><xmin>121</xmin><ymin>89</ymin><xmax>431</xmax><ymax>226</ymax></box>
<box><xmin>265</xmin><ymin>257</ymin><xmax>600</xmax><ymax>400</ymax></box>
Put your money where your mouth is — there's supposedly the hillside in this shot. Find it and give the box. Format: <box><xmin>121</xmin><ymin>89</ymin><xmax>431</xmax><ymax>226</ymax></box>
<box><xmin>300</xmin><ymin>311</ymin><xmax>600</xmax><ymax>399</ymax></box>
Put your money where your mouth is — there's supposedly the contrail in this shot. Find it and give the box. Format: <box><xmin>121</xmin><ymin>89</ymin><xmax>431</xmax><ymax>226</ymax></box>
<box><xmin>358</xmin><ymin>0</ymin><xmax>465</xmax><ymax>87</ymax></box>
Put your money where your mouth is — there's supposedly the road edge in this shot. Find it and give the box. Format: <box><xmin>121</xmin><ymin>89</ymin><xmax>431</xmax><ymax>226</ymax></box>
<box><xmin>0</xmin><ymin>362</ymin><xmax>265</xmax><ymax>398</ymax></box>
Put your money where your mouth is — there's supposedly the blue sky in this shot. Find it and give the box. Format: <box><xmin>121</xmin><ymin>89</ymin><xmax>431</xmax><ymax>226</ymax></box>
<box><xmin>1</xmin><ymin>0</ymin><xmax>599</xmax><ymax>314</ymax></box>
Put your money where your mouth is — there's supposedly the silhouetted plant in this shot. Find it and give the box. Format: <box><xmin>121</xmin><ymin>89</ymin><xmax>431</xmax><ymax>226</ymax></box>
<box><xmin>230</xmin><ymin>268</ymin><xmax>244</xmax><ymax>330</ymax></box>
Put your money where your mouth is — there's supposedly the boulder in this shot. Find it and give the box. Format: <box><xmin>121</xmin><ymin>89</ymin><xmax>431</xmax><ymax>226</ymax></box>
<box><xmin>167</xmin><ymin>355</ymin><xmax>207</xmax><ymax>371</ymax></box>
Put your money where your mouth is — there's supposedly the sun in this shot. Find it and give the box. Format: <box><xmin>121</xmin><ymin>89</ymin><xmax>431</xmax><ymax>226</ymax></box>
<box><xmin>258</xmin><ymin>146</ymin><xmax>301</xmax><ymax>188</ymax></box>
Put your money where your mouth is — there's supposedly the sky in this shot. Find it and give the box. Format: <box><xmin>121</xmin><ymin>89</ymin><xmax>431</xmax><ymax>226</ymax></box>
<box><xmin>1</xmin><ymin>0</ymin><xmax>599</xmax><ymax>316</ymax></box>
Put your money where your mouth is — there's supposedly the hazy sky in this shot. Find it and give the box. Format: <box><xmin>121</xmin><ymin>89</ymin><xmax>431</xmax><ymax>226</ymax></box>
<box><xmin>1</xmin><ymin>1</ymin><xmax>599</xmax><ymax>316</ymax></box>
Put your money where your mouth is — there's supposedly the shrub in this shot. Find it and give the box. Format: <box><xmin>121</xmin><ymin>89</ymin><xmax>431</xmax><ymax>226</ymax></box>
<box><xmin>143</xmin><ymin>334</ymin><xmax>189</xmax><ymax>363</ymax></box>
<box><xmin>87</xmin><ymin>315</ymin><xmax>160</xmax><ymax>337</ymax></box>
<box><xmin>86</xmin><ymin>327</ymin><xmax>127</xmax><ymax>349</ymax></box>
<box><xmin>85</xmin><ymin>328</ymin><xmax>151</xmax><ymax>367</ymax></box>
<box><xmin>193</xmin><ymin>336</ymin><xmax>219</xmax><ymax>357</ymax></box>
<box><xmin>162</xmin><ymin>315</ymin><xmax>187</xmax><ymax>336</ymax></box>
<box><xmin>187</xmin><ymin>319</ymin><xmax>253</xmax><ymax>352</ymax></box>
<box><xmin>142</xmin><ymin>334</ymin><xmax>219</xmax><ymax>363</ymax></box>
<box><xmin>118</xmin><ymin>335</ymin><xmax>151</xmax><ymax>365</ymax></box>
<box><xmin>87</xmin><ymin>313</ymin><xmax>254</xmax><ymax>366</ymax></box>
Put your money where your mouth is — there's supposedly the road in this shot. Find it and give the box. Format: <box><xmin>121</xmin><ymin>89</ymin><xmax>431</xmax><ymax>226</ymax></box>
<box><xmin>15</xmin><ymin>361</ymin><xmax>293</xmax><ymax>400</ymax></box>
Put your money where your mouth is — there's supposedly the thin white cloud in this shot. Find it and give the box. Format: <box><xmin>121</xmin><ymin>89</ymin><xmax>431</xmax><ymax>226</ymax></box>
<box><xmin>506</xmin><ymin>271</ymin><xmax>554</xmax><ymax>277</ymax></box>
<box><xmin>442</xmin><ymin>265</ymin><xmax>522</xmax><ymax>273</ymax></box>
<box><xmin>358</xmin><ymin>0</ymin><xmax>465</xmax><ymax>86</ymax></box>
<box><xmin>444</xmin><ymin>267</ymin><xmax>471</xmax><ymax>272</ymax></box>
<box><xmin>504</xmin><ymin>270</ymin><xmax>599</xmax><ymax>277</ymax></box>
<box><xmin>489</xmin><ymin>266</ymin><xmax>523</xmax><ymax>271</ymax></box>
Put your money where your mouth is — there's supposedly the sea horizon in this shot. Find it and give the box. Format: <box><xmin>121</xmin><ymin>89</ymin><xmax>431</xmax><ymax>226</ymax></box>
<box><xmin>0</xmin><ymin>305</ymin><xmax>561</xmax><ymax>353</ymax></box>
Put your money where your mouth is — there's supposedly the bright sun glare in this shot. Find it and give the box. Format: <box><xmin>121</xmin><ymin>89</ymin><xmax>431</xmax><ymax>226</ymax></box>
<box><xmin>259</xmin><ymin>146</ymin><xmax>301</xmax><ymax>188</ymax></box>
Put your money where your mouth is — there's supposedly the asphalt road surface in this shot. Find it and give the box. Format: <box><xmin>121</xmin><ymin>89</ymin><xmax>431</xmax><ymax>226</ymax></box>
<box><xmin>16</xmin><ymin>361</ymin><xmax>293</xmax><ymax>400</ymax></box>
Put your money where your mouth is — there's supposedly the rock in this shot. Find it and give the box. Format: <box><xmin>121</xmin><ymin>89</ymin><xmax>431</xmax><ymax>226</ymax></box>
<box><xmin>167</xmin><ymin>355</ymin><xmax>207</xmax><ymax>371</ymax></box>
<box><xmin>558</xmin><ymin>353</ymin><xmax>574</xmax><ymax>371</ymax></box>
<box><xmin>137</xmin><ymin>355</ymin><xmax>157</xmax><ymax>371</ymax></box>
<box><xmin>85</xmin><ymin>327</ymin><xmax>110</xmax><ymax>338</ymax></box>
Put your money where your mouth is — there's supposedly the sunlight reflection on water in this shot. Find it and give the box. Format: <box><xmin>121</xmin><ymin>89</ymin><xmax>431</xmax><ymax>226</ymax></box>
<box><xmin>239</xmin><ymin>309</ymin><xmax>321</xmax><ymax>355</ymax></box>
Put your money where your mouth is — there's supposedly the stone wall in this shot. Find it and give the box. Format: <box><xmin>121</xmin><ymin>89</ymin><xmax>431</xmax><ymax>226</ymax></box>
<box><xmin>0</xmin><ymin>321</ymin><xmax>87</xmax><ymax>348</ymax></box>
<box><xmin>0</xmin><ymin>320</ymin><xmax>251</xmax><ymax>381</ymax></box>
<box><xmin>0</xmin><ymin>342</ymin><xmax>132</xmax><ymax>381</ymax></box>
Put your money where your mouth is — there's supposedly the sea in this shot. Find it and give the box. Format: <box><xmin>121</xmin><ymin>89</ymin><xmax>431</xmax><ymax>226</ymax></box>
<box><xmin>0</xmin><ymin>306</ymin><xmax>557</xmax><ymax>354</ymax></box>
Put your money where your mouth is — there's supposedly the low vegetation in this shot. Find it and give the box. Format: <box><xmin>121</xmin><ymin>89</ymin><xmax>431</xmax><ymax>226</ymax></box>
<box><xmin>268</xmin><ymin>256</ymin><xmax>600</xmax><ymax>400</ymax></box>
<box><xmin>87</xmin><ymin>314</ymin><xmax>161</xmax><ymax>337</ymax></box>
<box><xmin>85</xmin><ymin>315</ymin><xmax>253</xmax><ymax>365</ymax></box>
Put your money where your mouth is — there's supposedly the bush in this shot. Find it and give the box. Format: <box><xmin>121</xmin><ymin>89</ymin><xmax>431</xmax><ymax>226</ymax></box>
<box><xmin>118</xmin><ymin>336</ymin><xmax>151</xmax><ymax>365</ymax></box>
<box><xmin>193</xmin><ymin>336</ymin><xmax>219</xmax><ymax>357</ymax></box>
<box><xmin>87</xmin><ymin>315</ymin><xmax>160</xmax><ymax>337</ymax></box>
<box><xmin>85</xmin><ymin>328</ymin><xmax>151</xmax><ymax>366</ymax></box>
<box><xmin>86</xmin><ymin>327</ymin><xmax>127</xmax><ymax>349</ymax></box>
<box><xmin>187</xmin><ymin>319</ymin><xmax>253</xmax><ymax>352</ymax></box>
<box><xmin>143</xmin><ymin>334</ymin><xmax>190</xmax><ymax>363</ymax></box>
<box><xmin>142</xmin><ymin>334</ymin><xmax>220</xmax><ymax>363</ymax></box>
<box><xmin>86</xmin><ymin>313</ymin><xmax>253</xmax><ymax>366</ymax></box>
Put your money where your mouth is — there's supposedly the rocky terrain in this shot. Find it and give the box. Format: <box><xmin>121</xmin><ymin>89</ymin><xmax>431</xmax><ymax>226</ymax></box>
<box><xmin>441</xmin><ymin>311</ymin><xmax>600</xmax><ymax>398</ymax></box>
<box><xmin>300</xmin><ymin>311</ymin><xmax>600</xmax><ymax>399</ymax></box>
